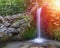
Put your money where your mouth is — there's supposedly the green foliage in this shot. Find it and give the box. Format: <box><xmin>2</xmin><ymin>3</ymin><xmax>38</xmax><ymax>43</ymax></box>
<box><xmin>0</xmin><ymin>0</ymin><xmax>28</xmax><ymax>16</ymax></box>
<box><xmin>22</xmin><ymin>27</ymin><xmax>36</xmax><ymax>40</ymax></box>
<box><xmin>53</xmin><ymin>27</ymin><xmax>60</xmax><ymax>40</ymax></box>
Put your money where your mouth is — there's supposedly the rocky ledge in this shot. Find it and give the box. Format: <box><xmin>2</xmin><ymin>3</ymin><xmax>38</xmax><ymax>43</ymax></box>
<box><xmin>0</xmin><ymin>13</ymin><xmax>33</xmax><ymax>41</ymax></box>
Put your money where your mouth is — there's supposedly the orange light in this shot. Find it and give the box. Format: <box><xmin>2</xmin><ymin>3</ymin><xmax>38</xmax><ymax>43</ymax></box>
<box><xmin>48</xmin><ymin>0</ymin><xmax>60</xmax><ymax>11</ymax></box>
<box><xmin>53</xmin><ymin>0</ymin><xmax>60</xmax><ymax>10</ymax></box>
<box><xmin>55</xmin><ymin>1</ymin><xmax>60</xmax><ymax>7</ymax></box>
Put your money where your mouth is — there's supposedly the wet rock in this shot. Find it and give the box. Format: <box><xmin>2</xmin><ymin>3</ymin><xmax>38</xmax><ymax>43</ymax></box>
<box><xmin>47</xmin><ymin>45</ymin><xmax>57</xmax><ymax>48</ymax></box>
<box><xmin>4</xmin><ymin>21</ymin><xmax>10</xmax><ymax>27</ymax></box>
<box><xmin>0</xmin><ymin>13</ymin><xmax>33</xmax><ymax>41</ymax></box>
<box><xmin>0</xmin><ymin>27</ymin><xmax>6</xmax><ymax>32</ymax></box>
<box><xmin>19</xmin><ymin>19</ymin><xmax>25</xmax><ymax>24</ymax></box>
<box><xmin>16</xmin><ymin>28</ymin><xmax>21</xmax><ymax>32</ymax></box>
<box><xmin>11</xmin><ymin>15</ymin><xmax>17</xmax><ymax>19</ymax></box>
<box><xmin>0</xmin><ymin>32</ymin><xmax>3</xmax><ymax>37</ymax></box>
<box><xmin>11</xmin><ymin>21</ymin><xmax>20</xmax><ymax>28</ymax></box>
<box><xmin>21</xmin><ymin>23</ymin><xmax>28</xmax><ymax>27</ymax></box>
<box><xmin>0</xmin><ymin>32</ymin><xmax>7</xmax><ymax>38</ymax></box>
<box><xmin>0</xmin><ymin>24</ymin><xmax>7</xmax><ymax>32</ymax></box>
<box><xmin>0</xmin><ymin>16</ymin><xmax>4</xmax><ymax>23</ymax></box>
<box><xmin>4</xmin><ymin>16</ymin><xmax>11</xmax><ymax>20</ymax></box>
<box><xmin>6</xmin><ymin>28</ymin><xmax>16</xmax><ymax>33</ymax></box>
<box><xmin>0</xmin><ymin>24</ymin><xmax>4</xmax><ymax>28</ymax></box>
<box><xmin>0</xmin><ymin>19</ymin><xmax>3</xmax><ymax>23</ymax></box>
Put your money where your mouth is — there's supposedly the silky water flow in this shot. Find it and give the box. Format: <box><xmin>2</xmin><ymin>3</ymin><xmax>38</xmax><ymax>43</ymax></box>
<box><xmin>31</xmin><ymin>8</ymin><xmax>46</xmax><ymax>43</ymax></box>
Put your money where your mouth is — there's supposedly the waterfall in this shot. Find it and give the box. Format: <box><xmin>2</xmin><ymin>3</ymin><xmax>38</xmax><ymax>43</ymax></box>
<box><xmin>28</xmin><ymin>0</ymin><xmax>47</xmax><ymax>43</ymax></box>
<box><xmin>36</xmin><ymin>8</ymin><xmax>42</xmax><ymax>38</ymax></box>
<box><xmin>31</xmin><ymin>7</ymin><xmax>46</xmax><ymax>43</ymax></box>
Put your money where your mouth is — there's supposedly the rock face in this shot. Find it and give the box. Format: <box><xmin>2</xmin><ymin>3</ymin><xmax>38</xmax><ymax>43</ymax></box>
<box><xmin>0</xmin><ymin>13</ymin><xmax>33</xmax><ymax>40</ymax></box>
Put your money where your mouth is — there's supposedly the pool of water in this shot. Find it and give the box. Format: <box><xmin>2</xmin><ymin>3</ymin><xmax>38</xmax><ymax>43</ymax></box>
<box><xmin>1</xmin><ymin>40</ymin><xmax>60</xmax><ymax>48</ymax></box>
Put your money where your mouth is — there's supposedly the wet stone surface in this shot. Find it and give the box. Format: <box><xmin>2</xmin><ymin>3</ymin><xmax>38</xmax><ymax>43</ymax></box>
<box><xmin>1</xmin><ymin>41</ymin><xmax>60</xmax><ymax>48</ymax></box>
<box><xmin>28</xmin><ymin>44</ymin><xmax>60</xmax><ymax>48</ymax></box>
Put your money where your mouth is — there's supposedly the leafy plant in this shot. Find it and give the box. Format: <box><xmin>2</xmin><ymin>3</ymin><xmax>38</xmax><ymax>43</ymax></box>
<box><xmin>0</xmin><ymin>0</ymin><xmax>29</xmax><ymax>16</ymax></box>
<box><xmin>22</xmin><ymin>27</ymin><xmax>36</xmax><ymax>40</ymax></box>
<box><xmin>53</xmin><ymin>27</ymin><xmax>60</xmax><ymax>40</ymax></box>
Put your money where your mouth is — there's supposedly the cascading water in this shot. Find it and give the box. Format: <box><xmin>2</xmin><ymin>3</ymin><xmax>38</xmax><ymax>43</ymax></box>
<box><xmin>28</xmin><ymin>0</ymin><xmax>46</xmax><ymax>43</ymax></box>
<box><xmin>31</xmin><ymin>7</ymin><xmax>46</xmax><ymax>43</ymax></box>
<box><xmin>36</xmin><ymin>7</ymin><xmax>41</xmax><ymax>38</ymax></box>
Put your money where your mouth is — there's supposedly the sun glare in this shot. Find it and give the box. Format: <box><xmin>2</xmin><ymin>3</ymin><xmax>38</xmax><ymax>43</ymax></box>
<box><xmin>55</xmin><ymin>1</ymin><xmax>60</xmax><ymax>7</ymax></box>
<box><xmin>48</xmin><ymin>0</ymin><xmax>60</xmax><ymax>11</ymax></box>
<box><xmin>53</xmin><ymin>0</ymin><xmax>60</xmax><ymax>10</ymax></box>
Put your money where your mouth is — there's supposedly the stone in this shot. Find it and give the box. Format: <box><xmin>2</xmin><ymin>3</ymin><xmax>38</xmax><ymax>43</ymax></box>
<box><xmin>6</xmin><ymin>28</ymin><xmax>16</xmax><ymax>33</ymax></box>
<box><xmin>18</xmin><ymin>19</ymin><xmax>25</xmax><ymax>24</ymax></box>
<box><xmin>11</xmin><ymin>15</ymin><xmax>17</xmax><ymax>19</ymax></box>
<box><xmin>0</xmin><ymin>19</ymin><xmax>3</xmax><ymax>23</ymax></box>
<box><xmin>16</xmin><ymin>28</ymin><xmax>21</xmax><ymax>32</ymax></box>
<box><xmin>0</xmin><ymin>13</ymin><xmax>33</xmax><ymax>41</ymax></box>
<box><xmin>11</xmin><ymin>22</ymin><xmax>20</xmax><ymax>28</ymax></box>
<box><xmin>0</xmin><ymin>33</ymin><xmax>3</xmax><ymax>37</ymax></box>
<box><xmin>0</xmin><ymin>16</ymin><xmax>5</xmax><ymax>23</ymax></box>
<box><xmin>8</xmin><ymin>33</ymin><xmax>12</xmax><ymax>36</ymax></box>
<box><xmin>0</xmin><ymin>27</ymin><xmax>7</xmax><ymax>32</ymax></box>
<box><xmin>47</xmin><ymin>45</ymin><xmax>57</xmax><ymax>48</ymax></box>
<box><xmin>4</xmin><ymin>16</ymin><xmax>11</xmax><ymax>20</ymax></box>
<box><xmin>0</xmin><ymin>24</ymin><xmax>4</xmax><ymax>28</ymax></box>
<box><xmin>4</xmin><ymin>21</ymin><xmax>10</xmax><ymax>27</ymax></box>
